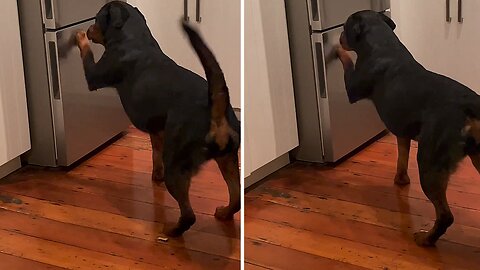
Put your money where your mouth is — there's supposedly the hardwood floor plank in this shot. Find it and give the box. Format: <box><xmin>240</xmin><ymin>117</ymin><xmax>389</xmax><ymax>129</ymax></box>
<box><xmin>0</xmin><ymin>253</ymin><xmax>66</xmax><ymax>270</ymax></box>
<box><xmin>0</xmin><ymin>229</ymin><xmax>164</xmax><ymax>270</ymax></box>
<box><xmin>261</xmin><ymin>170</ymin><xmax>480</xmax><ymax>224</ymax></box>
<box><xmin>0</xmin><ymin>191</ymin><xmax>240</xmax><ymax>260</ymax></box>
<box><xmin>244</xmin><ymin>263</ymin><xmax>271</xmax><ymax>270</ymax></box>
<box><xmin>4</xmin><ymin>168</ymin><xmax>240</xmax><ymax>221</ymax></box>
<box><xmin>246</xmin><ymin>200</ymin><xmax>480</xmax><ymax>269</ymax></box>
<box><xmin>0</xmin><ymin>209</ymin><xmax>239</xmax><ymax>270</ymax></box>
<box><xmin>246</xmin><ymin>218</ymin><xmax>443</xmax><ymax>270</ymax></box>
<box><xmin>245</xmin><ymin>238</ymin><xmax>368</xmax><ymax>270</ymax></box>
<box><xmin>246</xmin><ymin>186</ymin><xmax>480</xmax><ymax>249</ymax></box>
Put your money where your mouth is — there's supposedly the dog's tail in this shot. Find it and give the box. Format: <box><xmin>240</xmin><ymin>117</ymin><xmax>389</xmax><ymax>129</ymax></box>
<box><xmin>182</xmin><ymin>22</ymin><xmax>236</xmax><ymax>151</ymax></box>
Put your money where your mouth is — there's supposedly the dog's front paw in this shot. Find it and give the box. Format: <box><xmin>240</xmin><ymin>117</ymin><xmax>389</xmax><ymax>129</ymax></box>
<box><xmin>394</xmin><ymin>173</ymin><xmax>411</xmax><ymax>186</ymax></box>
<box><xmin>413</xmin><ymin>230</ymin><xmax>435</xmax><ymax>247</ymax></box>
<box><xmin>75</xmin><ymin>31</ymin><xmax>90</xmax><ymax>50</ymax></box>
<box><xmin>214</xmin><ymin>206</ymin><xmax>234</xmax><ymax>220</ymax></box>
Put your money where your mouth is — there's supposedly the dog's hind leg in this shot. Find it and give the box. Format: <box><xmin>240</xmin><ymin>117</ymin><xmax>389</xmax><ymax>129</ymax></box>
<box><xmin>413</xmin><ymin>137</ymin><xmax>457</xmax><ymax>246</ymax></box>
<box><xmin>149</xmin><ymin>132</ymin><xmax>165</xmax><ymax>183</ymax></box>
<box><xmin>413</xmin><ymin>169</ymin><xmax>453</xmax><ymax>246</ymax></box>
<box><xmin>214</xmin><ymin>153</ymin><xmax>241</xmax><ymax>220</ymax></box>
<box><xmin>394</xmin><ymin>137</ymin><xmax>411</xmax><ymax>185</ymax></box>
<box><xmin>163</xmin><ymin>169</ymin><xmax>196</xmax><ymax>237</ymax></box>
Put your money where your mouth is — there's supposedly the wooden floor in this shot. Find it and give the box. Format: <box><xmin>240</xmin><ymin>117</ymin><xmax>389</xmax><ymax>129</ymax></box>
<box><xmin>245</xmin><ymin>133</ymin><xmax>480</xmax><ymax>270</ymax></box>
<box><xmin>0</xmin><ymin>127</ymin><xmax>240</xmax><ymax>269</ymax></box>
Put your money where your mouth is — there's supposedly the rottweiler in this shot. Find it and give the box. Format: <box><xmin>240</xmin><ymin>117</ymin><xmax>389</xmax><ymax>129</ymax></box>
<box><xmin>75</xmin><ymin>1</ymin><xmax>240</xmax><ymax>237</ymax></box>
<box><xmin>336</xmin><ymin>10</ymin><xmax>480</xmax><ymax>246</ymax></box>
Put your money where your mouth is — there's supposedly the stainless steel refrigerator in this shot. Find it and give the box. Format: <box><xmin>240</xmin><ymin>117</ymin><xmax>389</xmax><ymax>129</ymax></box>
<box><xmin>285</xmin><ymin>0</ymin><xmax>390</xmax><ymax>163</ymax></box>
<box><xmin>18</xmin><ymin>0</ymin><xmax>130</xmax><ymax>167</ymax></box>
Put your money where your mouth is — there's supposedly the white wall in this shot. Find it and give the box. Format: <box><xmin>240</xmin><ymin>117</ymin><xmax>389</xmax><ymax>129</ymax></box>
<box><xmin>0</xmin><ymin>0</ymin><xmax>31</xmax><ymax>166</ymax></box>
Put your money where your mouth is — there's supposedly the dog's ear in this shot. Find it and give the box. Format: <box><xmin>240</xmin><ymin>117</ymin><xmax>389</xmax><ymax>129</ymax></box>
<box><xmin>379</xmin><ymin>13</ymin><xmax>396</xmax><ymax>30</ymax></box>
<box><xmin>109</xmin><ymin>4</ymin><xmax>130</xmax><ymax>29</ymax></box>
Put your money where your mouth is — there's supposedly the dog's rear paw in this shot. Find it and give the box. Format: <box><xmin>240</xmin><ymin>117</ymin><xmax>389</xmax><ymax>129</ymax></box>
<box><xmin>394</xmin><ymin>173</ymin><xmax>411</xmax><ymax>186</ymax></box>
<box><xmin>214</xmin><ymin>206</ymin><xmax>234</xmax><ymax>220</ymax></box>
<box><xmin>413</xmin><ymin>230</ymin><xmax>435</xmax><ymax>247</ymax></box>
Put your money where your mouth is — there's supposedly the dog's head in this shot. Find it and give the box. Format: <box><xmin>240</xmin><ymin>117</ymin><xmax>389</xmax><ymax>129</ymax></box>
<box><xmin>87</xmin><ymin>1</ymin><xmax>146</xmax><ymax>45</ymax></box>
<box><xmin>340</xmin><ymin>10</ymin><xmax>396</xmax><ymax>51</ymax></box>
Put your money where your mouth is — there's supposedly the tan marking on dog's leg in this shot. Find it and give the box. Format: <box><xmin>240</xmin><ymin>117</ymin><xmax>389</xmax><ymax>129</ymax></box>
<box><xmin>394</xmin><ymin>136</ymin><xmax>411</xmax><ymax>185</ymax></box>
<box><xmin>214</xmin><ymin>153</ymin><xmax>240</xmax><ymax>220</ymax></box>
<box><xmin>150</xmin><ymin>132</ymin><xmax>165</xmax><ymax>183</ymax></box>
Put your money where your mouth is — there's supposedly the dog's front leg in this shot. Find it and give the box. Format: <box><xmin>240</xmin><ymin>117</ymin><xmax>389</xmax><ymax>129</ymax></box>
<box><xmin>336</xmin><ymin>47</ymin><xmax>370</xmax><ymax>103</ymax></box>
<box><xmin>150</xmin><ymin>132</ymin><xmax>165</xmax><ymax>183</ymax></box>
<box><xmin>394</xmin><ymin>137</ymin><xmax>411</xmax><ymax>185</ymax></box>
<box><xmin>76</xmin><ymin>31</ymin><xmax>117</xmax><ymax>91</ymax></box>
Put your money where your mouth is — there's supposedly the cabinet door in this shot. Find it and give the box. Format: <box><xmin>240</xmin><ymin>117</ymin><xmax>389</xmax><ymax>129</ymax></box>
<box><xmin>245</xmin><ymin>0</ymin><xmax>299</xmax><ymax>176</ymax></box>
<box><xmin>0</xmin><ymin>0</ymin><xmax>31</xmax><ymax>165</ymax></box>
<box><xmin>391</xmin><ymin>0</ymin><xmax>455</xmax><ymax>76</ymax></box>
<box><xmin>129</xmin><ymin>0</ymin><xmax>199</xmax><ymax>72</ymax></box>
<box><xmin>129</xmin><ymin>0</ymin><xmax>240</xmax><ymax>108</ymax></box>
<box><xmin>195</xmin><ymin>0</ymin><xmax>241</xmax><ymax>108</ymax></box>
<box><xmin>448</xmin><ymin>0</ymin><xmax>480</xmax><ymax>94</ymax></box>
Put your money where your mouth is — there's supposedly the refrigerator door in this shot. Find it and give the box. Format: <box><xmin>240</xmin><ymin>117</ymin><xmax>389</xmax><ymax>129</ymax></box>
<box><xmin>311</xmin><ymin>28</ymin><xmax>384</xmax><ymax>162</ymax></box>
<box><xmin>45</xmin><ymin>19</ymin><xmax>130</xmax><ymax>166</ymax></box>
<box><xmin>41</xmin><ymin>0</ymin><xmax>123</xmax><ymax>30</ymax></box>
<box><xmin>308</xmin><ymin>0</ymin><xmax>390</xmax><ymax>31</ymax></box>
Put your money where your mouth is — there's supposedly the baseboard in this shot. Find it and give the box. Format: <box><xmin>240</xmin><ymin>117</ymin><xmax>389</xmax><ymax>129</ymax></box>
<box><xmin>245</xmin><ymin>153</ymin><xmax>290</xmax><ymax>189</ymax></box>
<box><xmin>0</xmin><ymin>157</ymin><xmax>21</xmax><ymax>180</ymax></box>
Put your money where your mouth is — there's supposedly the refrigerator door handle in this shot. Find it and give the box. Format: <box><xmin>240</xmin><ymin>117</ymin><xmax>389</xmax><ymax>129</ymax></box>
<box><xmin>306</xmin><ymin>0</ymin><xmax>322</xmax><ymax>30</ymax></box>
<box><xmin>41</xmin><ymin>0</ymin><xmax>56</xmax><ymax>29</ymax></box>
<box><xmin>311</xmin><ymin>36</ymin><xmax>328</xmax><ymax>99</ymax></box>
<box><xmin>196</xmin><ymin>0</ymin><xmax>202</xmax><ymax>22</ymax></box>
<box><xmin>184</xmin><ymin>0</ymin><xmax>190</xmax><ymax>22</ymax></box>
<box><xmin>458</xmin><ymin>0</ymin><xmax>464</xmax><ymax>23</ymax></box>
<box><xmin>47</xmin><ymin>41</ymin><xmax>61</xmax><ymax>100</ymax></box>
<box><xmin>446</xmin><ymin>0</ymin><xmax>452</xmax><ymax>22</ymax></box>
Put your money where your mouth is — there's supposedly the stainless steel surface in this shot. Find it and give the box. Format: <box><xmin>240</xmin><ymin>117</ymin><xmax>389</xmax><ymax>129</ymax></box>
<box><xmin>312</xmin><ymin>28</ymin><xmax>384</xmax><ymax>162</ymax></box>
<box><xmin>285</xmin><ymin>0</ymin><xmax>325</xmax><ymax>162</ymax></box>
<box><xmin>446</xmin><ymin>0</ymin><xmax>452</xmax><ymax>22</ymax></box>
<box><xmin>184</xmin><ymin>0</ymin><xmax>190</xmax><ymax>22</ymax></box>
<box><xmin>286</xmin><ymin>0</ymin><xmax>386</xmax><ymax>162</ymax></box>
<box><xmin>19</xmin><ymin>0</ymin><xmax>130</xmax><ymax>167</ymax></box>
<box><xmin>46</xmin><ymin>20</ymin><xmax>129</xmax><ymax>166</ymax></box>
<box><xmin>196</xmin><ymin>0</ymin><xmax>202</xmax><ymax>22</ymax></box>
<box><xmin>41</xmin><ymin>0</ymin><xmax>124</xmax><ymax>30</ymax></box>
<box><xmin>18</xmin><ymin>0</ymin><xmax>57</xmax><ymax>166</ymax></box>
<box><xmin>308</xmin><ymin>0</ymin><xmax>391</xmax><ymax>31</ymax></box>
<box><xmin>458</xmin><ymin>0</ymin><xmax>463</xmax><ymax>23</ymax></box>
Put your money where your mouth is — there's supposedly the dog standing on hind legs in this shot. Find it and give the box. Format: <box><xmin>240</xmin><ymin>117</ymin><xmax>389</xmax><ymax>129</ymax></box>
<box><xmin>75</xmin><ymin>1</ymin><xmax>240</xmax><ymax>237</ymax></box>
<box><xmin>336</xmin><ymin>10</ymin><xmax>480</xmax><ymax>246</ymax></box>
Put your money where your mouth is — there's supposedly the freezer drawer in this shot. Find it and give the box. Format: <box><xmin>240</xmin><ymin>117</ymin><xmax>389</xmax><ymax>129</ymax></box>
<box><xmin>41</xmin><ymin>0</ymin><xmax>124</xmax><ymax>29</ymax></box>
<box><xmin>307</xmin><ymin>0</ymin><xmax>390</xmax><ymax>31</ymax></box>
<box><xmin>311</xmin><ymin>28</ymin><xmax>384</xmax><ymax>162</ymax></box>
<box><xmin>45</xmin><ymin>19</ymin><xmax>130</xmax><ymax>166</ymax></box>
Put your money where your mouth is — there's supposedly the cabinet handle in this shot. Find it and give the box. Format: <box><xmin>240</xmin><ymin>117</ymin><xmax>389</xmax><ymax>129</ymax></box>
<box><xmin>184</xmin><ymin>0</ymin><xmax>189</xmax><ymax>22</ymax></box>
<box><xmin>196</xmin><ymin>0</ymin><xmax>201</xmax><ymax>22</ymax></box>
<box><xmin>458</xmin><ymin>0</ymin><xmax>464</xmax><ymax>23</ymax></box>
<box><xmin>446</xmin><ymin>0</ymin><xmax>452</xmax><ymax>22</ymax></box>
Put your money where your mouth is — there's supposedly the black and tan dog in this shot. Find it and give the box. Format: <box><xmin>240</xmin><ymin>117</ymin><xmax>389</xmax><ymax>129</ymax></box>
<box><xmin>75</xmin><ymin>1</ymin><xmax>240</xmax><ymax>237</ymax></box>
<box><xmin>336</xmin><ymin>10</ymin><xmax>480</xmax><ymax>246</ymax></box>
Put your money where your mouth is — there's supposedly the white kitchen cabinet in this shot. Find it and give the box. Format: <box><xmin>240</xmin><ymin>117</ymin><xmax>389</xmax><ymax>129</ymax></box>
<box><xmin>391</xmin><ymin>0</ymin><xmax>480</xmax><ymax>94</ymax></box>
<box><xmin>128</xmin><ymin>0</ymin><xmax>240</xmax><ymax>108</ymax></box>
<box><xmin>0</xmin><ymin>0</ymin><xmax>31</xmax><ymax>176</ymax></box>
<box><xmin>244</xmin><ymin>0</ymin><xmax>299</xmax><ymax>185</ymax></box>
